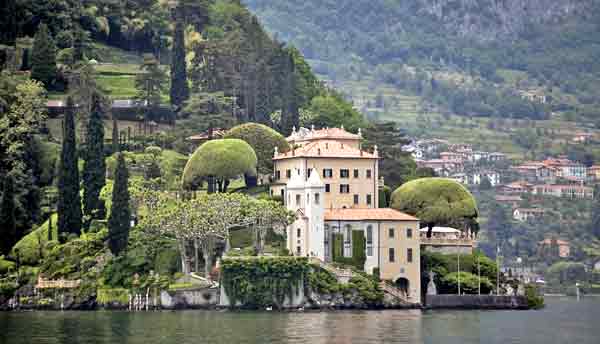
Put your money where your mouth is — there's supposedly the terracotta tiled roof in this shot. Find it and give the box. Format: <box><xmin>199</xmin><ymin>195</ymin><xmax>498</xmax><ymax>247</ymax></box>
<box><xmin>539</xmin><ymin>239</ymin><xmax>569</xmax><ymax>246</ymax></box>
<box><xmin>274</xmin><ymin>140</ymin><xmax>377</xmax><ymax>160</ymax></box>
<box><xmin>187</xmin><ymin>129</ymin><xmax>227</xmax><ymax>141</ymax></box>
<box><xmin>324</xmin><ymin>208</ymin><xmax>418</xmax><ymax>221</ymax></box>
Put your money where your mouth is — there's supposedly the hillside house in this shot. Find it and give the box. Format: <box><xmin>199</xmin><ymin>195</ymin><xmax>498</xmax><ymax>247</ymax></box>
<box><xmin>513</xmin><ymin>208</ymin><xmax>546</xmax><ymax>222</ymax></box>
<box><xmin>531</xmin><ymin>184</ymin><xmax>594</xmax><ymax>199</ymax></box>
<box><xmin>538</xmin><ymin>239</ymin><xmax>570</xmax><ymax>258</ymax></box>
<box><xmin>499</xmin><ymin>181</ymin><xmax>534</xmax><ymax>195</ymax></box>
<box><xmin>494</xmin><ymin>195</ymin><xmax>523</xmax><ymax>208</ymax></box>
<box><xmin>512</xmin><ymin>162</ymin><xmax>557</xmax><ymax>183</ymax></box>
<box><xmin>543</xmin><ymin>157</ymin><xmax>587</xmax><ymax>181</ymax></box>
<box><xmin>419</xmin><ymin>227</ymin><xmax>474</xmax><ymax>254</ymax></box>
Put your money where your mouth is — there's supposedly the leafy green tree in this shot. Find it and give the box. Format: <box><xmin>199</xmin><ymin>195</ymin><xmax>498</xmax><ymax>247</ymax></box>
<box><xmin>108</xmin><ymin>153</ymin><xmax>131</xmax><ymax>255</ymax></box>
<box><xmin>83</xmin><ymin>95</ymin><xmax>106</xmax><ymax>223</ymax></box>
<box><xmin>179</xmin><ymin>91</ymin><xmax>235</xmax><ymax>135</ymax></box>
<box><xmin>31</xmin><ymin>23</ymin><xmax>57</xmax><ymax>87</ymax></box>
<box><xmin>182</xmin><ymin>139</ymin><xmax>257</xmax><ymax>193</ymax></box>
<box><xmin>391</xmin><ymin>178</ymin><xmax>479</xmax><ymax>238</ymax></box>
<box><xmin>247</xmin><ymin>199</ymin><xmax>295</xmax><ymax>254</ymax></box>
<box><xmin>111</xmin><ymin>116</ymin><xmax>119</xmax><ymax>153</ymax></box>
<box><xmin>135</xmin><ymin>54</ymin><xmax>168</xmax><ymax>122</ymax></box>
<box><xmin>224</xmin><ymin>122</ymin><xmax>290</xmax><ymax>176</ymax></box>
<box><xmin>0</xmin><ymin>175</ymin><xmax>17</xmax><ymax>255</ymax></box>
<box><xmin>170</xmin><ymin>6</ymin><xmax>190</xmax><ymax>109</ymax></box>
<box><xmin>57</xmin><ymin>97</ymin><xmax>82</xmax><ymax>239</ymax></box>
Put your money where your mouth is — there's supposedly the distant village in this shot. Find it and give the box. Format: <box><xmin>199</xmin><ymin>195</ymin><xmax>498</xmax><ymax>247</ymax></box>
<box><xmin>404</xmin><ymin>136</ymin><xmax>596</xmax><ymax>224</ymax></box>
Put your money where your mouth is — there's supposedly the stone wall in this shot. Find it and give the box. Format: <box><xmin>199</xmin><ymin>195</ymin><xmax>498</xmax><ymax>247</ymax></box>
<box><xmin>161</xmin><ymin>288</ymin><xmax>219</xmax><ymax>309</ymax></box>
<box><xmin>426</xmin><ymin>295</ymin><xmax>529</xmax><ymax>310</ymax></box>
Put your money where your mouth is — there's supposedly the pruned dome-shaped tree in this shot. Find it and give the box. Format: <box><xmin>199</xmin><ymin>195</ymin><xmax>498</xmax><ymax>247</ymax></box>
<box><xmin>224</xmin><ymin>123</ymin><xmax>290</xmax><ymax>186</ymax></box>
<box><xmin>182</xmin><ymin>139</ymin><xmax>258</xmax><ymax>193</ymax></box>
<box><xmin>390</xmin><ymin>178</ymin><xmax>479</xmax><ymax>238</ymax></box>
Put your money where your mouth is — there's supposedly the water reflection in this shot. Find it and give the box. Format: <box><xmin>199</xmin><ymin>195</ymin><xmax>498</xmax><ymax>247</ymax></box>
<box><xmin>1</xmin><ymin>298</ymin><xmax>599</xmax><ymax>344</ymax></box>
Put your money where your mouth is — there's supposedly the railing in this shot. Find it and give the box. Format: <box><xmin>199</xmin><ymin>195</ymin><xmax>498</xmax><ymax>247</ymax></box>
<box><xmin>420</xmin><ymin>237</ymin><xmax>474</xmax><ymax>246</ymax></box>
<box><xmin>309</xmin><ymin>258</ymin><xmax>354</xmax><ymax>281</ymax></box>
<box><xmin>379</xmin><ymin>281</ymin><xmax>411</xmax><ymax>304</ymax></box>
<box><xmin>36</xmin><ymin>276</ymin><xmax>81</xmax><ymax>289</ymax></box>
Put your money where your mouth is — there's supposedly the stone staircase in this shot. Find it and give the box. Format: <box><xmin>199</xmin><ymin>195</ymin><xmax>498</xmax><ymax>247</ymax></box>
<box><xmin>379</xmin><ymin>281</ymin><xmax>412</xmax><ymax>304</ymax></box>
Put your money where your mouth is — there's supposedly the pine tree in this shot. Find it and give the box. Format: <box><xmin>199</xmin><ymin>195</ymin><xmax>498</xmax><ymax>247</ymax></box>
<box><xmin>170</xmin><ymin>6</ymin><xmax>190</xmax><ymax>109</ymax></box>
<box><xmin>108</xmin><ymin>153</ymin><xmax>130</xmax><ymax>255</ymax></box>
<box><xmin>83</xmin><ymin>94</ymin><xmax>106</xmax><ymax>223</ymax></box>
<box><xmin>281</xmin><ymin>51</ymin><xmax>299</xmax><ymax>135</ymax></box>
<box><xmin>57</xmin><ymin>98</ymin><xmax>82</xmax><ymax>240</ymax></box>
<box><xmin>112</xmin><ymin>116</ymin><xmax>119</xmax><ymax>153</ymax></box>
<box><xmin>0</xmin><ymin>175</ymin><xmax>17</xmax><ymax>255</ymax></box>
<box><xmin>31</xmin><ymin>23</ymin><xmax>57</xmax><ymax>87</ymax></box>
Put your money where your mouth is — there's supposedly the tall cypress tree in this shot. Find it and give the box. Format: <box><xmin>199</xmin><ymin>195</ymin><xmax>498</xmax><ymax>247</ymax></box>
<box><xmin>112</xmin><ymin>116</ymin><xmax>119</xmax><ymax>153</ymax></box>
<box><xmin>108</xmin><ymin>153</ymin><xmax>130</xmax><ymax>255</ymax></box>
<box><xmin>31</xmin><ymin>23</ymin><xmax>57</xmax><ymax>87</ymax></box>
<box><xmin>83</xmin><ymin>94</ymin><xmax>106</xmax><ymax>222</ymax></box>
<box><xmin>0</xmin><ymin>175</ymin><xmax>17</xmax><ymax>255</ymax></box>
<box><xmin>281</xmin><ymin>51</ymin><xmax>299</xmax><ymax>135</ymax></box>
<box><xmin>57</xmin><ymin>98</ymin><xmax>82</xmax><ymax>240</ymax></box>
<box><xmin>170</xmin><ymin>6</ymin><xmax>190</xmax><ymax>109</ymax></box>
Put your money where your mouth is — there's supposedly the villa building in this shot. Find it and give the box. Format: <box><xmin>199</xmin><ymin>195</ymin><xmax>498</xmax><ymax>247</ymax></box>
<box><xmin>273</xmin><ymin>127</ymin><xmax>421</xmax><ymax>303</ymax></box>
<box><xmin>513</xmin><ymin>208</ymin><xmax>546</xmax><ymax>222</ymax></box>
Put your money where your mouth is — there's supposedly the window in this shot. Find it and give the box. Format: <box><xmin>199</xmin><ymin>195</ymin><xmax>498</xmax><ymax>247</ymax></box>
<box><xmin>406</xmin><ymin>228</ymin><xmax>413</xmax><ymax>238</ymax></box>
<box><xmin>307</xmin><ymin>169</ymin><xmax>312</xmax><ymax>177</ymax></box>
<box><xmin>314</xmin><ymin>193</ymin><xmax>320</xmax><ymax>205</ymax></box>
<box><xmin>286</xmin><ymin>169</ymin><xmax>291</xmax><ymax>178</ymax></box>
<box><xmin>323</xmin><ymin>169</ymin><xmax>333</xmax><ymax>178</ymax></box>
<box><xmin>295</xmin><ymin>194</ymin><xmax>301</xmax><ymax>206</ymax></box>
<box><xmin>366</xmin><ymin>194</ymin><xmax>372</xmax><ymax>206</ymax></box>
<box><xmin>276</xmin><ymin>171</ymin><xmax>281</xmax><ymax>180</ymax></box>
<box><xmin>325</xmin><ymin>184</ymin><xmax>331</xmax><ymax>193</ymax></box>
<box><xmin>353</xmin><ymin>194</ymin><xmax>359</xmax><ymax>205</ymax></box>
<box><xmin>388</xmin><ymin>228</ymin><xmax>395</xmax><ymax>238</ymax></box>
<box><xmin>354</xmin><ymin>169</ymin><xmax>359</xmax><ymax>178</ymax></box>
<box><xmin>389</xmin><ymin>248</ymin><xmax>395</xmax><ymax>262</ymax></box>
<box><xmin>407</xmin><ymin>248</ymin><xmax>413</xmax><ymax>263</ymax></box>
<box><xmin>340</xmin><ymin>184</ymin><xmax>350</xmax><ymax>194</ymax></box>
<box><xmin>296</xmin><ymin>246</ymin><xmax>301</xmax><ymax>255</ymax></box>
<box><xmin>297</xmin><ymin>228</ymin><xmax>301</xmax><ymax>238</ymax></box>
<box><xmin>366</xmin><ymin>169</ymin><xmax>372</xmax><ymax>179</ymax></box>
<box><xmin>340</xmin><ymin>169</ymin><xmax>350</xmax><ymax>178</ymax></box>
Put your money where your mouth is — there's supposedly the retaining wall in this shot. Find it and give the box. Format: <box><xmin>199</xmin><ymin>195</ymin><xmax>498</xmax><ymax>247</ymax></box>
<box><xmin>426</xmin><ymin>295</ymin><xmax>529</xmax><ymax>310</ymax></box>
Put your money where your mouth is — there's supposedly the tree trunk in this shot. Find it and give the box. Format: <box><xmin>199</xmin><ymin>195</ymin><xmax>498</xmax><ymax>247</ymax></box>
<box><xmin>203</xmin><ymin>251</ymin><xmax>213</xmax><ymax>280</ymax></box>
<box><xmin>194</xmin><ymin>239</ymin><xmax>200</xmax><ymax>273</ymax></box>
<box><xmin>222</xmin><ymin>179</ymin><xmax>230</xmax><ymax>193</ymax></box>
<box><xmin>178</xmin><ymin>240</ymin><xmax>189</xmax><ymax>274</ymax></box>
<box><xmin>427</xmin><ymin>224</ymin><xmax>433</xmax><ymax>238</ymax></box>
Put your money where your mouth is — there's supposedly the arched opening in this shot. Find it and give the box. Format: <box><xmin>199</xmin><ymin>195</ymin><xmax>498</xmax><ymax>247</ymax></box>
<box><xmin>395</xmin><ymin>277</ymin><xmax>410</xmax><ymax>297</ymax></box>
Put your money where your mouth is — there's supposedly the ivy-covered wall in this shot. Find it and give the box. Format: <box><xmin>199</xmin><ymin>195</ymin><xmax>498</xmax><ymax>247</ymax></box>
<box><xmin>220</xmin><ymin>257</ymin><xmax>309</xmax><ymax>309</ymax></box>
<box><xmin>332</xmin><ymin>231</ymin><xmax>366</xmax><ymax>271</ymax></box>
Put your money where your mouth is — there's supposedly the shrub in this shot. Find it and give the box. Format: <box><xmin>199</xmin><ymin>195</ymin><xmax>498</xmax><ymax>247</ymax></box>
<box><xmin>97</xmin><ymin>288</ymin><xmax>130</xmax><ymax>305</ymax></box>
<box><xmin>441</xmin><ymin>271</ymin><xmax>494</xmax><ymax>295</ymax></box>
<box><xmin>11</xmin><ymin>214</ymin><xmax>59</xmax><ymax>266</ymax></box>
<box><xmin>525</xmin><ymin>284</ymin><xmax>544</xmax><ymax>309</ymax></box>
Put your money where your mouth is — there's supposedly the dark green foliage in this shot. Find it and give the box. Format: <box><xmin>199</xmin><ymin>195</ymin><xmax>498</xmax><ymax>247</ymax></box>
<box><xmin>170</xmin><ymin>7</ymin><xmax>190</xmax><ymax>109</ymax></box>
<box><xmin>351</xmin><ymin>231</ymin><xmax>366</xmax><ymax>271</ymax></box>
<box><xmin>441</xmin><ymin>271</ymin><xmax>494</xmax><ymax>294</ymax></box>
<box><xmin>378</xmin><ymin>185</ymin><xmax>391</xmax><ymax>208</ymax></box>
<box><xmin>57</xmin><ymin>98</ymin><xmax>82</xmax><ymax>239</ymax></box>
<box><xmin>332</xmin><ymin>233</ymin><xmax>343</xmax><ymax>262</ymax></box>
<box><xmin>220</xmin><ymin>257</ymin><xmax>309</xmax><ymax>309</ymax></box>
<box><xmin>421</xmin><ymin>251</ymin><xmax>498</xmax><ymax>295</ymax></box>
<box><xmin>0</xmin><ymin>175</ymin><xmax>17</xmax><ymax>255</ymax></box>
<box><xmin>347</xmin><ymin>274</ymin><xmax>384</xmax><ymax>306</ymax></box>
<box><xmin>83</xmin><ymin>95</ymin><xmax>106</xmax><ymax>222</ymax></box>
<box><xmin>525</xmin><ymin>284</ymin><xmax>544</xmax><ymax>309</ymax></box>
<box><xmin>479</xmin><ymin>176</ymin><xmax>492</xmax><ymax>190</ymax></box>
<box><xmin>135</xmin><ymin>54</ymin><xmax>168</xmax><ymax>120</ymax></box>
<box><xmin>0</xmin><ymin>0</ymin><xmax>17</xmax><ymax>45</ymax></box>
<box><xmin>111</xmin><ymin>117</ymin><xmax>119</xmax><ymax>153</ymax></box>
<box><xmin>31</xmin><ymin>23</ymin><xmax>57</xmax><ymax>87</ymax></box>
<box><xmin>308</xmin><ymin>265</ymin><xmax>342</xmax><ymax>294</ymax></box>
<box><xmin>108</xmin><ymin>153</ymin><xmax>130</xmax><ymax>255</ymax></box>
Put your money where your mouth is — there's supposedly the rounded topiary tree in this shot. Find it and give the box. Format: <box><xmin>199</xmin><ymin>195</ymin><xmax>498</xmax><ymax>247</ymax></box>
<box><xmin>390</xmin><ymin>178</ymin><xmax>479</xmax><ymax>238</ymax></box>
<box><xmin>224</xmin><ymin>123</ymin><xmax>290</xmax><ymax>187</ymax></box>
<box><xmin>182</xmin><ymin>139</ymin><xmax>257</xmax><ymax>193</ymax></box>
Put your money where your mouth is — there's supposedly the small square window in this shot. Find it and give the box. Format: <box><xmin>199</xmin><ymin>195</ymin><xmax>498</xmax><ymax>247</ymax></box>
<box><xmin>340</xmin><ymin>169</ymin><xmax>350</xmax><ymax>178</ymax></box>
<box><xmin>389</xmin><ymin>248</ymin><xmax>395</xmax><ymax>262</ymax></box>
<box><xmin>366</xmin><ymin>194</ymin><xmax>372</xmax><ymax>206</ymax></box>
<box><xmin>297</xmin><ymin>228</ymin><xmax>301</xmax><ymax>238</ymax></box>
<box><xmin>340</xmin><ymin>185</ymin><xmax>350</xmax><ymax>193</ymax></box>
<box><xmin>366</xmin><ymin>169</ymin><xmax>372</xmax><ymax>178</ymax></box>
<box><xmin>286</xmin><ymin>169</ymin><xmax>291</xmax><ymax>178</ymax></box>
<box><xmin>407</xmin><ymin>248</ymin><xmax>413</xmax><ymax>263</ymax></box>
<box><xmin>353</xmin><ymin>194</ymin><xmax>359</xmax><ymax>205</ymax></box>
<box><xmin>389</xmin><ymin>228</ymin><xmax>395</xmax><ymax>238</ymax></box>
<box><xmin>295</xmin><ymin>194</ymin><xmax>301</xmax><ymax>206</ymax></box>
<box><xmin>406</xmin><ymin>228</ymin><xmax>413</xmax><ymax>238</ymax></box>
<box><xmin>325</xmin><ymin>184</ymin><xmax>331</xmax><ymax>193</ymax></box>
<box><xmin>354</xmin><ymin>169</ymin><xmax>359</xmax><ymax>178</ymax></box>
<box><xmin>276</xmin><ymin>171</ymin><xmax>281</xmax><ymax>180</ymax></box>
<box><xmin>315</xmin><ymin>193</ymin><xmax>320</xmax><ymax>205</ymax></box>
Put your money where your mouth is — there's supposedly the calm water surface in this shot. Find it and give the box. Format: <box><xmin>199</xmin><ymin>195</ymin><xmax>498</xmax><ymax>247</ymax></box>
<box><xmin>1</xmin><ymin>297</ymin><xmax>598</xmax><ymax>344</ymax></box>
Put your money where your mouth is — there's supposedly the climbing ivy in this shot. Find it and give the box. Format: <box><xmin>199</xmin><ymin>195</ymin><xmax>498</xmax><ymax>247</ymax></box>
<box><xmin>221</xmin><ymin>257</ymin><xmax>309</xmax><ymax>309</ymax></box>
<box><xmin>332</xmin><ymin>231</ymin><xmax>366</xmax><ymax>271</ymax></box>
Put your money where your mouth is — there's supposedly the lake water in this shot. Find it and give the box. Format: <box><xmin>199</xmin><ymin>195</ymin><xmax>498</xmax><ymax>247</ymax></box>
<box><xmin>1</xmin><ymin>297</ymin><xmax>598</xmax><ymax>344</ymax></box>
